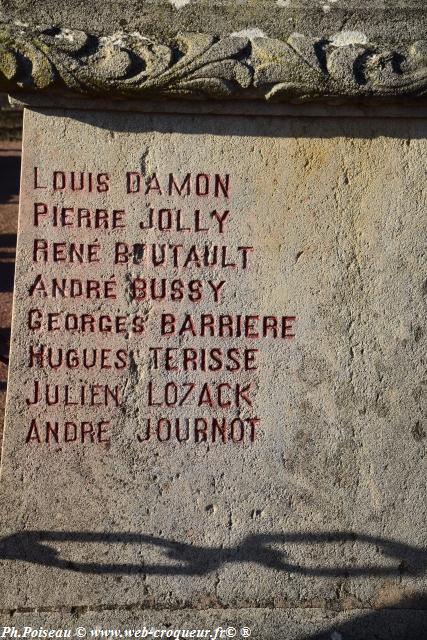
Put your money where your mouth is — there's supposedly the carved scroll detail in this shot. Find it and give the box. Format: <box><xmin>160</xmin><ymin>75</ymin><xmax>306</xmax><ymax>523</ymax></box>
<box><xmin>0</xmin><ymin>22</ymin><xmax>426</xmax><ymax>101</ymax></box>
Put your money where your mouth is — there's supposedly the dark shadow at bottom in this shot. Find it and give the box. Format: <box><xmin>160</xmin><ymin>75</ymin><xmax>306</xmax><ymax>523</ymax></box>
<box><xmin>0</xmin><ymin>530</ymin><xmax>425</xmax><ymax>639</ymax></box>
<box><xmin>304</xmin><ymin>594</ymin><xmax>427</xmax><ymax>640</ymax></box>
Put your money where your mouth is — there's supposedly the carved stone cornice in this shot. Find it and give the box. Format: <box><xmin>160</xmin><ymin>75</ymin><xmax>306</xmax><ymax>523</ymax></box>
<box><xmin>1</xmin><ymin>22</ymin><xmax>427</xmax><ymax>102</ymax></box>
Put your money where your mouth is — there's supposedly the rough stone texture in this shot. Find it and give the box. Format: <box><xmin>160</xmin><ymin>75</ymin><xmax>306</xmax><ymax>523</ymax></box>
<box><xmin>1</xmin><ymin>20</ymin><xmax>427</xmax><ymax>102</ymax></box>
<box><xmin>0</xmin><ymin>1</ymin><xmax>426</xmax><ymax>46</ymax></box>
<box><xmin>0</xmin><ymin>605</ymin><xmax>427</xmax><ymax>639</ymax></box>
<box><xmin>1</xmin><ymin>109</ymin><xmax>426</xmax><ymax>637</ymax></box>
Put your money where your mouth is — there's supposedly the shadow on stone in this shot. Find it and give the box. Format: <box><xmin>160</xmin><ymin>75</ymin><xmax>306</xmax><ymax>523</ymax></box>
<box><xmin>59</xmin><ymin>109</ymin><xmax>427</xmax><ymax>140</ymax></box>
<box><xmin>304</xmin><ymin>594</ymin><xmax>427</xmax><ymax>640</ymax></box>
<box><xmin>0</xmin><ymin>531</ymin><xmax>425</xmax><ymax>636</ymax></box>
<box><xmin>0</xmin><ymin>530</ymin><xmax>425</xmax><ymax>577</ymax></box>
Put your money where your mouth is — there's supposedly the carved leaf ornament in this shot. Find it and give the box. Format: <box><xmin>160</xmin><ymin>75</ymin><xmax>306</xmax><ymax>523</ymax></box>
<box><xmin>0</xmin><ymin>22</ymin><xmax>426</xmax><ymax>100</ymax></box>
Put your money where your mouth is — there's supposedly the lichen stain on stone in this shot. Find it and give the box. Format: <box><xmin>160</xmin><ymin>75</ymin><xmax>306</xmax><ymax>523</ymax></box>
<box><xmin>0</xmin><ymin>48</ymin><xmax>17</xmax><ymax>82</ymax></box>
<box><xmin>331</xmin><ymin>31</ymin><xmax>368</xmax><ymax>47</ymax></box>
<box><xmin>169</xmin><ymin>0</ymin><xmax>191</xmax><ymax>8</ymax></box>
<box><xmin>231</xmin><ymin>28</ymin><xmax>267</xmax><ymax>40</ymax></box>
<box><xmin>54</xmin><ymin>28</ymin><xmax>76</xmax><ymax>43</ymax></box>
<box><xmin>373</xmin><ymin>581</ymin><xmax>413</xmax><ymax>608</ymax></box>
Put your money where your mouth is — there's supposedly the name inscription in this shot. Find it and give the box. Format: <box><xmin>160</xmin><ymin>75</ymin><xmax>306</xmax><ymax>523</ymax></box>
<box><xmin>22</xmin><ymin>168</ymin><xmax>296</xmax><ymax>447</ymax></box>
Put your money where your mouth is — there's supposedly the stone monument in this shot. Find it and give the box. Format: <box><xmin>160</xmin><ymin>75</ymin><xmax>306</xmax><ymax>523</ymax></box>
<box><xmin>0</xmin><ymin>2</ymin><xmax>426</xmax><ymax>638</ymax></box>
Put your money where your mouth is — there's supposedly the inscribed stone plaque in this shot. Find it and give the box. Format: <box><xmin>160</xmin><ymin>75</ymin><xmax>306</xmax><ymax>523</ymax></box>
<box><xmin>1</xmin><ymin>108</ymin><xmax>425</xmax><ymax>612</ymax></box>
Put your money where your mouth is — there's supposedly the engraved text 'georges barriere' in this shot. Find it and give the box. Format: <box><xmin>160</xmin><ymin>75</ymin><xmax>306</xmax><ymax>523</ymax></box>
<box><xmin>24</xmin><ymin>169</ymin><xmax>296</xmax><ymax>446</ymax></box>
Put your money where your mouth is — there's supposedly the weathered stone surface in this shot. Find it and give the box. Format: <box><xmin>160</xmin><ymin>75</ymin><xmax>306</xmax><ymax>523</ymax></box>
<box><xmin>0</xmin><ymin>604</ymin><xmax>427</xmax><ymax>640</ymax></box>
<box><xmin>1</xmin><ymin>108</ymin><xmax>426</xmax><ymax>632</ymax></box>
<box><xmin>0</xmin><ymin>0</ymin><xmax>426</xmax><ymax>46</ymax></box>
<box><xmin>1</xmin><ymin>21</ymin><xmax>427</xmax><ymax>101</ymax></box>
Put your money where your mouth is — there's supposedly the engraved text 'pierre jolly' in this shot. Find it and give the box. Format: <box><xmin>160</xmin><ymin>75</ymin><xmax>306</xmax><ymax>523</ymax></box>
<box><xmin>24</xmin><ymin>168</ymin><xmax>297</xmax><ymax>446</ymax></box>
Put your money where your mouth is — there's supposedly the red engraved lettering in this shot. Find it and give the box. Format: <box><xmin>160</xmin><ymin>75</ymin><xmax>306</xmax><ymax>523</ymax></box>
<box><xmin>215</xmin><ymin>174</ymin><xmax>230</xmax><ymax>198</ymax></box>
<box><xmin>127</xmin><ymin>172</ymin><xmax>141</xmax><ymax>193</ymax></box>
<box><xmin>161</xmin><ymin>314</ymin><xmax>176</xmax><ymax>336</ymax></box>
<box><xmin>236</xmin><ymin>383</ymin><xmax>252</xmax><ymax>407</ymax></box>
<box><xmin>198</xmin><ymin>383</ymin><xmax>214</xmax><ymax>408</ymax></box>
<box><xmin>28</xmin><ymin>309</ymin><xmax>42</xmax><ymax>330</ymax></box>
<box><xmin>207</xmin><ymin>281</ymin><xmax>225</xmax><ymax>303</ymax></box>
<box><xmin>34</xmin><ymin>203</ymin><xmax>48</xmax><ymax>226</ymax></box>
<box><xmin>211</xmin><ymin>210</ymin><xmax>229</xmax><ymax>233</ymax></box>
<box><xmin>231</xmin><ymin>418</ymin><xmax>244</xmax><ymax>443</ymax></box>
<box><xmin>195</xmin><ymin>418</ymin><xmax>208</xmax><ymax>442</ymax></box>
<box><xmin>34</xmin><ymin>167</ymin><xmax>47</xmax><ymax>190</ymax></box>
<box><xmin>157</xmin><ymin>419</ymin><xmax>171</xmax><ymax>442</ymax></box>
<box><xmin>195</xmin><ymin>173</ymin><xmax>209</xmax><ymax>196</ymax></box>
<box><xmin>81</xmin><ymin>422</ymin><xmax>95</xmax><ymax>443</ymax></box>
<box><xmin>217</xmin><ymin>383</ymin><xmax>231</xmax><ymax>408</ymax></box>
<box><xmin>53</xmin><ymin>171</ymin><xmax>66</xmax><ymax>190</ymax></box>
<box><xmin>175</xmin><ymin>418</ymin><xmax>190</xmax><ymax>442</ymax></box>
<box><xmin>212</xmin><ymin>418</ymin><xmax>227</xmax><ymax>443</ymax></box>
<box><xmin>282</xmin><ymin>316</ymin><xmax>296</xmax><ymax>338</ymax></box>
<box><xmin>26</xmin><ymin>419</ymin><xmax>41</xmax><ymax>443</ymax></box>
<box><xmin>97</xmin><ymin>173</ymin><xmax>110</xmax><ymax>193</ymax></box>
<box><xmin>65</xmin><ymin>422</ymin><xmax>77</xmax><ymax>442</ymax></box>
<box><xmin>169</xmin><ymin>173</ymin><xmax>191</xmax><ymax>196</ymax></box>
<box><xmin>145</xmin><ymin>173</ymin><xmax>162</xmax><ymax>195</ymax></box>
<box><xmin>247</xmin><ymin>417</ymin><xmax>261</xmax><ymax>442</ymax></box>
